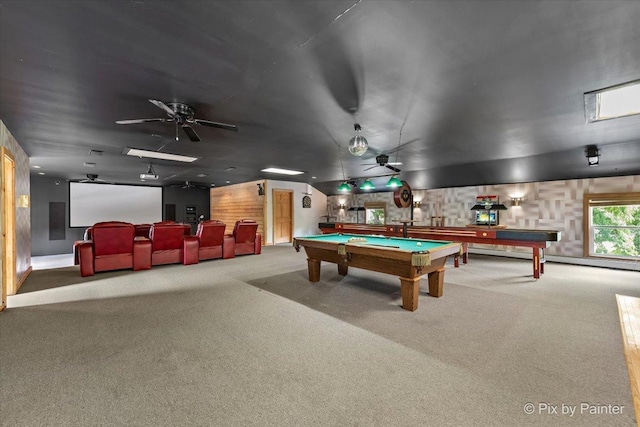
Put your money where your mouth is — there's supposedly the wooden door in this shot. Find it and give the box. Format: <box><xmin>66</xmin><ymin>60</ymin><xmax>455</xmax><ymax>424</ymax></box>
<box><xmin>273</xmin><ymin>189</ymin><xmax>293</xmax><ymax>244</ymax></box>
<box><xmin>1</xmin><ymin>147</ymin><xmax>16</xmax><ymax>309</ymax></box>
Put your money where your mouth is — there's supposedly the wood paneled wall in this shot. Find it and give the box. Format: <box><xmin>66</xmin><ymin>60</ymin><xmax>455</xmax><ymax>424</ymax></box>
<box><xmin>210</xmin><ymin>179</ymin><xmax>266</xmax><ymax>241</ymax></box>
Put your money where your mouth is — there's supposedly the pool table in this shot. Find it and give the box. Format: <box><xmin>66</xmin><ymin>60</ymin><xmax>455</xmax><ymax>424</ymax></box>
<box><xmin>293</xmin><ymin>233</ymin><xmax>461</xmax><ymax>312</ymax></box>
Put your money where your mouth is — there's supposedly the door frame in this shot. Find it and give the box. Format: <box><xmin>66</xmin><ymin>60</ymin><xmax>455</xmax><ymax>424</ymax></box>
<box><xmin>1</xmin><ymin>147</ymin><xmax>16</xmax><ymax>310</ymax></box>
<box><xmin>272</xmin><ymin>189</ymin><xmax>293</xmax><ymax>244</ymax></box>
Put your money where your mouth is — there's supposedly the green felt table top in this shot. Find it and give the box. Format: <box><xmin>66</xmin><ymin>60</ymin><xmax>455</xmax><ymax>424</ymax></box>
<box><xmin>296</xmin><ymin>233</ymin><xmax>451</xmax><ymax>252</ymax></box>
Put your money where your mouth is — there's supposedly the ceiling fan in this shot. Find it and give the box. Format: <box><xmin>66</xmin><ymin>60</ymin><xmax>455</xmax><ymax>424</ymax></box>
<box><xmin>361</xmin><ymin>154</ymin><xmax>402</xmax><ymax>172</ymax></box>
<box><xmin>79</xmin><ymin>174</ymin><xmax>111</xmax><ymax>184</ymax></box>
<box><xmin>170</xmin><ymin>180</ymin><xmax>209</xmax><ymax>190</ymax></box>
<box><xmin>116</xmin><ymin>99</ymin><xmax>238</xmax><ymax>142</ymax></box>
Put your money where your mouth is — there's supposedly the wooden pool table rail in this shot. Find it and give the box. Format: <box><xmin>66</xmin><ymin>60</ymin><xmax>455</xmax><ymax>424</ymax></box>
<box><xmin>318</xmin><ymin>223</ymin><xmax>561</xmax><ymax>279</ymax></box>
<box><xmin>294</xmin><ymin>235</ymin><xmax>461</xmax><ymax>311</ymax></box>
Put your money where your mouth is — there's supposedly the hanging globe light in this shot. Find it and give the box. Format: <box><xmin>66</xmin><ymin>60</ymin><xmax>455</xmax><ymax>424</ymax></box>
<box><xmin>348</xmin><ymin>123</ymin><xmax>368</xmax><ymax>156</ymax></box>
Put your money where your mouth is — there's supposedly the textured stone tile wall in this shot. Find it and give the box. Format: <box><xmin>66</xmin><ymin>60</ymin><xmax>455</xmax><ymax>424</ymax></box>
<box><xmin>327</xmin><ymin>176</ymin><xmax>640</xmax><ymax>258</ymax></box>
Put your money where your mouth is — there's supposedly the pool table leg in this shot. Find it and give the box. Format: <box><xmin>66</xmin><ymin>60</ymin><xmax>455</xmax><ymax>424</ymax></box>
<box><xmin>427</xmin><ymin>268</ymin><xmax>444</xmax><ymax>298</ymax></box>
<box><xmin>532</xmin><ymin>248</ymin><xmax>540</xmax><ymax>279</ymax></box>
<box><xmin>337</xmin><ymin>262</ymin><xmax>348</xmax><ymax>276</ymax></box>
<box><xmin>400</xmin><ymin>277</ymin><xmax>420</xmax><ymax>311</ymax></box>
<box><xmin>307</xmin><ymin>259</ymin><xmax>321</xmax><ymax>282</ymax></box>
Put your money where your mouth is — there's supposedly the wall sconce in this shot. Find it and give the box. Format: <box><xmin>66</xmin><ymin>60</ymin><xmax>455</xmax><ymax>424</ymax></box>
<box><xmin>17</xmin><ymin>195</ymin><xmax>30</xmax><ymax>208</ymax></box>
<box><xmin>257</xmin><ymin>183</ymin><xmax>265</xmax><ymax>196</ymax></box>
<box><xmin>413</xmin><ymin>201</ymin><xmax>421</xmax><ymax>208</ymax></box>
<box><xmin>511</xmin><ymin>197</ymin><xmax>523</xmax><ymax>207</ymax></box>
<box><xmin>338</xmin><ymin>204</ymin><xmax>346</xmax><ymax>209</ymax></box>
<box><xmin>586</xmin><ymin>145</ymin><xmax>600</xmax><ymax>166</ymax></box>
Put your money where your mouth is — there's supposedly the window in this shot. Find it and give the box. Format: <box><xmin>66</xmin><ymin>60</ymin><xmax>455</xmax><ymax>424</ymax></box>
<box><xmin>364</xmin><ymin>202</ymin><xmax>386</xmax><ymax>225</ymax></box>
<box><xmin>584</xmin><ymin>80</ymin><xmax>640</xmax><ymax>123</ymax></box>
<box><xmin>584</xmin><ymin>193</ymin><xmax>640</xmax><ymax>260</ymax></box>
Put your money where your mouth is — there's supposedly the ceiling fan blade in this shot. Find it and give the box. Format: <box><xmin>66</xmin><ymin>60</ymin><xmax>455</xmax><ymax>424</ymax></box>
<box><xmin>149</xmin><ymin>99</ymin><xmax>176</xmax><ymax>117</ymax></box>
<box><xmin>363</xmin><ymin>165</ymin><xmax>378</xmax><ymax>171</ymax></box>
<box><xmin>116</xmin><ymin>118</ymin><xmax>165</xmax><ymax>125</ymax></box>
<box><xmin>385</xmin><ymin>165</ymin><xmax>401</xmax><ymax>172</ymax></box>
<box><xmin>182</xmin><ymin>125</ymin><xmax>201</xmax><ymax>142</ymax></box>
<box><xmin>194</xmin><ymin>118</ymin><xmax>238</xmax><ymax>132</ymax></box>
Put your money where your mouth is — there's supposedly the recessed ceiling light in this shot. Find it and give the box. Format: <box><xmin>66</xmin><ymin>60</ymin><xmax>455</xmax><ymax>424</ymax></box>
<box><xmin>197</xmin><ymin>173</ymin><xmax>208</xmax><ymax>177</ymax></box>
<box><xmin>123</xmin><ymin>147</ymin><xmax>198</xmax><ymax>163</ymax></box>
<box><xmin>38</xmin><ymin>172</ymin><xmax>45</xmax><ymax>175</ymax></box>
<box><xmin>312</xmin><ymin>176</ymin><xmax>317</xmax><ymax>179</ymax></box>
<box><xmin>32</xmin><ymin>165</ymin><xmax>41</xmax><ymax>169</ymax></box>
<box><xmin>585</xmin><ymin>79</ymin><xmax>640</xmax><ymax>122</ymax></box>
<box><xmin>89</xmin><ymin>149</ymin><xmax>104</xmax><ymax>156</ymax></box>
<box><xmin>225</xmin><ymin>167</ymin><xmax>236</xmax><ymax>171</ymax></box>
<box><xmin>225</xmin><ymin>180</ymin><xmax>231</xmax><ymax>184</ymax></box>
<box><xmin>261</xmin><ymin>167</ymin><xmax>304</xmax><ymax>175</ymax></box>
<box><xmin>83</xmin><ymin>162</ymin><xmax>96</xmax><ymax>167</ymax></box>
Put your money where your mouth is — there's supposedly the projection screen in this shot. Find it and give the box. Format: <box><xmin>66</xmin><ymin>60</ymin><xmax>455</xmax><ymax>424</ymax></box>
<box><xmin>70</xmin><ymin>182</ymin><xmax>162</xmax><ymax>227</ymax></box>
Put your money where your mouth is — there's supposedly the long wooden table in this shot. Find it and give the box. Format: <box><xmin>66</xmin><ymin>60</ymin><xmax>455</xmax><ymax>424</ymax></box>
<box><xmin>318</xmin><ymin>223</ymin><xmax>561</xmax><ymax>279</ymax></box>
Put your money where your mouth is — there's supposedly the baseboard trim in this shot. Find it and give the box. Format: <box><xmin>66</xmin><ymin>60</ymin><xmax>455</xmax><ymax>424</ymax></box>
<box><xmin>469</xmin><ymin>248</ymin><xmax>640</xmax><ymax>272</ymax></box>
<box><xmin>16</xmin><ymin>266</ymin><xmax>32</xmax><ymax>293</ymax></box>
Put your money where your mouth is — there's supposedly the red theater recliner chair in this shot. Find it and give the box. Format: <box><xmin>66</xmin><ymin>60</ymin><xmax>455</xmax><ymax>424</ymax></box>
<box><xmin>224</xmin><ymin>219</ymin><xmax>262</xmax><ymax>258</ymax></box>
<box><xmin>196</xmin><ymin>220</ymin><xmax>230</xmax><ymax>261</ymax></box>
<box><xmin>134</xmin><ymin>224</ymin><xmax>152</xmax><ymax>238</ymax></box>
<box><xmin>149</xmin><ymin>223</ymin><xmax>199</xmax><ymax>266</ymax></box>
<box><xmin>76</xmin><ymin>221</ymin><xmax>152</xmax><ymax>277</ymax></box>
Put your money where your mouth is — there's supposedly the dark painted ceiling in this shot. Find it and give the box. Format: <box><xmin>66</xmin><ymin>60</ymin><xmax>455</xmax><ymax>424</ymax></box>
<box><xmin>1</xmin><ymin>1</ymin><xmax>639</xmax><ymax>195</ymax></box>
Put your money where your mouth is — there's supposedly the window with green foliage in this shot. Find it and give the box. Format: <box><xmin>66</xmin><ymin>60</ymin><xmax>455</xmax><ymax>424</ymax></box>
<box><xmin>364</xmin><ymin>202</ymin><xmax>386</xmax><ymax>225</ymax></box>
<box><xmin>585</xmin><ymin>193</ymin><xmax>640</xmax><ymax>260</ymax></box>
<box><xmin>592</xmin><ymin>205</ymin><xmax>640</xmax><ymax>258</ymax></box>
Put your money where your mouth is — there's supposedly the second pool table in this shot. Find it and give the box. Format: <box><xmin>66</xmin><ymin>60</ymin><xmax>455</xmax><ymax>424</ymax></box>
<box><xmin>293</xmin><ymin>233</ymin><xmax>461</xmax><ymax>311</ymax></box>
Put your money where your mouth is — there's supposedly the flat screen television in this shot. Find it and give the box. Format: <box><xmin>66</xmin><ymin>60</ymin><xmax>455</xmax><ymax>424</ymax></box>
<box><xmin>475</xmin><ymin>210</ymin><xmax>497</xmax><ymax>225</ymax></box>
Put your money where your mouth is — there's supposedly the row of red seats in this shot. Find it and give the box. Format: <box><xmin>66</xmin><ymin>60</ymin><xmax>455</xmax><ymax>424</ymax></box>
<box><xmin>74</xmin><ymin>219</ymin><xmax>261</xmax><ymax>277</ymax></box>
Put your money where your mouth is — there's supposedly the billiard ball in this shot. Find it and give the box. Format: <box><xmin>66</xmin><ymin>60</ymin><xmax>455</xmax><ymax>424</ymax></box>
<box><xmin>416</xmin><ymin>242</ymin><xmax>422</xmax><ymax>246</ymax></box>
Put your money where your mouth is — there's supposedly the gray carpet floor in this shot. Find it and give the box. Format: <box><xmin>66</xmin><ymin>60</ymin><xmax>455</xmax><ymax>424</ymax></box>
<box><xmin>1</xmin><ymin>246</ymin><xmax>639</xmax><ymax>426</ymax></box>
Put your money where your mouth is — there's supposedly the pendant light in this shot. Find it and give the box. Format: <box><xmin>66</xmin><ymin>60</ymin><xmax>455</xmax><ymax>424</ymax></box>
<box><xmin>386</xmin><ymin>176</ymin><xmax>402</xmax><ymax>188</ymax></box>
<box><xmin>360</xmin><ymin>179</ymin><xmax>375</xmax><ymax>190</ymax></box>
<box><xmin>337</xmin><ymin>146</ymin><xmax>352</xmax><ymax>192</ymax></box>
<box><xmin>386</xmin><ymin>122</ymin><xmax>404</xmax><ymax>187</ymax></box>
<box><xmin>348</xmin><ymin>123</ymin><xmax>369</xmax><ymax>156</ymax></box>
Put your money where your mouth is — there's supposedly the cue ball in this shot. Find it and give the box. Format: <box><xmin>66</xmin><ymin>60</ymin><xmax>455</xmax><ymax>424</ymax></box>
<box><xmin>416</xmin><ymin>242</ymin><xmax>422</xmax><ymax>246</ymax></box>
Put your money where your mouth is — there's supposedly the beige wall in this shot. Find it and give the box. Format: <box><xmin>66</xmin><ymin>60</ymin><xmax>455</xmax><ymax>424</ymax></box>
<box><xmin>327</xmin><ymin>175</ymin><xmax>640</xmax><ymax>258</ymax></box>
<box><xmin>264</xmin><ymin>180</ymin><xmax>327</xmax><ymax>244</ymax></box>
<box><xmin>1</xmin><ymin>120</ymin><xmax>31</xmax><ymax>286</ymax></box>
